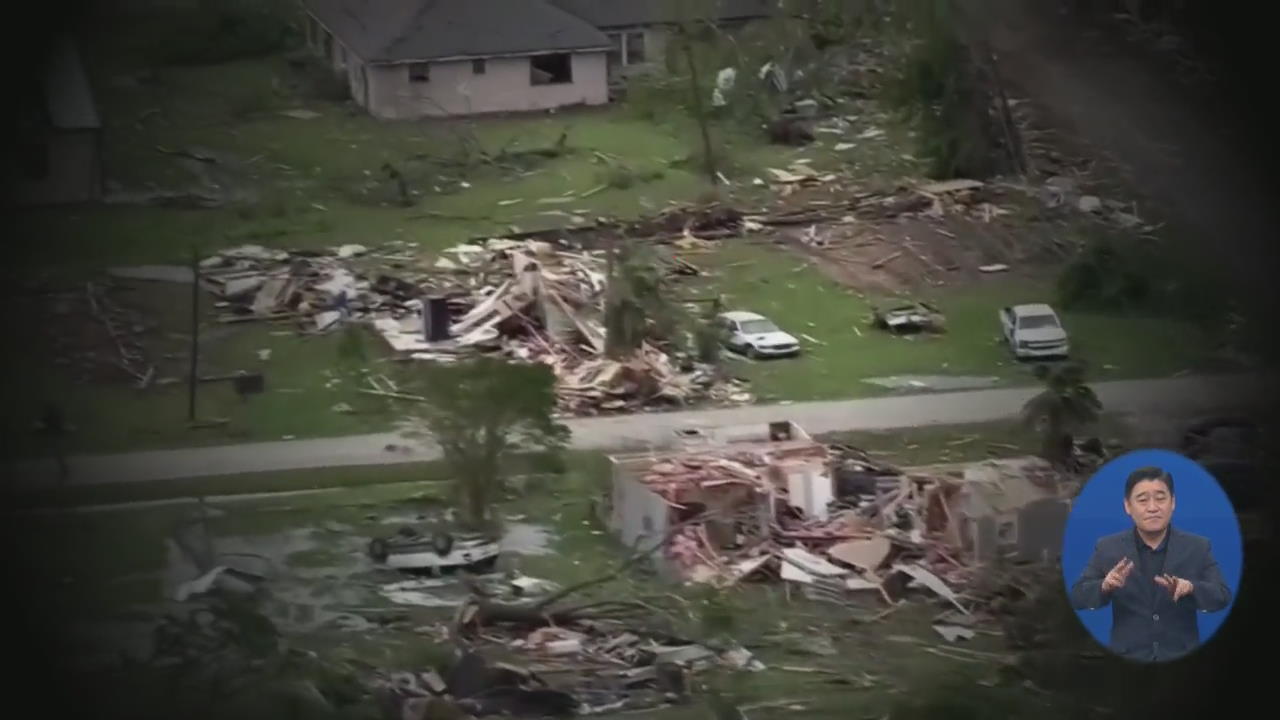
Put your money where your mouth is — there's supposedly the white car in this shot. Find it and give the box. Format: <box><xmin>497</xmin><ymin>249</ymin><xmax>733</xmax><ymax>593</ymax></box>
<box><xmin>716</xmin><ymin>311</ymin><xmax>801</xmax><ymax>358</ymax></box>
<box><xmin>999</xmin><ymin>303</ymin><xmax>1070</xmax><ymax>359</ymax></box>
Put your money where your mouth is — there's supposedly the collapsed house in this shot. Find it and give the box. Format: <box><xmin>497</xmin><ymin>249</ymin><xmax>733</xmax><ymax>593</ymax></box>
<box><xmin>608</xmin><ymin>420</ymin><xmax>833</xmax><ymax>583</ymax></box>
<box><xmin>195</xmin><ymin>237</ymin><xmax>751</xmax><ymax>415</ymax></box>
<box><xmin>921</xmin><ymin>457</ymin><xmax>1072</xmax><ymax>564</ymax></box>
<box><xmin>605</xmin><ymin>424</ymin><xmax>1077</xmax><ymax>610</ymax></box>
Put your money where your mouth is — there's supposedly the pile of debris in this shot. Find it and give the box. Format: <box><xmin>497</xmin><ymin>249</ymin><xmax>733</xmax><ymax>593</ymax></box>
<box><xmin>196</xmin><ymin>240</ymin><xmax>752</xmax><ymax>415</ymax></box>
<box><xmin>608</xmin><ymin>430</ymin><xmax>1082</xmax><ymax>615</ymax></box>
<box><xmin>748</xmin><ymin>177</ymin><xmax>1017</xmax><ymax>230</ymax></box>
<box><xmin>374</xmin><ymin>632</ymin><xmax>762</xmax><ymax>718</ymax></box>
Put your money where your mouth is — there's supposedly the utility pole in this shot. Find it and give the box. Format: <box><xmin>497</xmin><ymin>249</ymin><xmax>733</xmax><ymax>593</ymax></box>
<box><xmin>188</xmin><ymin>246</ymin><xmax>200</xmax><ymax>422</ymax></box>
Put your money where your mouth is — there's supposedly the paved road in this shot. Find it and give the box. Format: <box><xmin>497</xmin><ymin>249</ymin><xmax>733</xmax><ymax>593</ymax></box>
<box><xmin>8</xmin><ymin>373</ymin><xmax>1271</xmax><ymax>488</ymax></box>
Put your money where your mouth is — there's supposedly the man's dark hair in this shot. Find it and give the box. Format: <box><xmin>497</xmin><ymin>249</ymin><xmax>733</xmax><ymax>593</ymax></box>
<box><xmin>1125</xmin><ymin>466</ymin><xmax>1174</xmax><ymax>498</ymax></box>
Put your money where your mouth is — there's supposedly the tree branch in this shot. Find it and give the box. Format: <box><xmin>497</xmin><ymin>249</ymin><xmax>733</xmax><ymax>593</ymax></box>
<box><xmin>533</xmin><ymin>512</ymin><xmax>725</xmax><ymax>611</ymax></box>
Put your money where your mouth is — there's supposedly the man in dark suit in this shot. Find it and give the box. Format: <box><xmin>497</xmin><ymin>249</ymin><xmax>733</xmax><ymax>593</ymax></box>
<box><xmin>1069</xmin><ymin>466</ymin><xmax>1233</xmax><ymax>662</ymax></box>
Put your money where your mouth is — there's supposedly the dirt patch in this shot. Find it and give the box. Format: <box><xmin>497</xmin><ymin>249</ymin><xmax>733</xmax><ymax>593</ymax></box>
<box><xmin>777</xmin><ymin>211</ymin><xmax>1059</xmax><ymax>296</ymax></box>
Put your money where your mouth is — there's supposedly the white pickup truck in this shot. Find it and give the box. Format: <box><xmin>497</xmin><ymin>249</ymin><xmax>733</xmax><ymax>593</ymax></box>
<box><xmin>999</xmin><ymin>303</ymin><xmax>1070</xmax><ymax>360</ymax></box>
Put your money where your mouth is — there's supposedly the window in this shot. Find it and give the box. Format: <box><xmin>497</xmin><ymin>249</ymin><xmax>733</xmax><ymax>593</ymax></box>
<box><xmin>625</xmin><ymin>31</ymin><xmax>646</xmax><ymax>64</ymax></box>
<box><xmin>472</xmin><ymin>58</ymin><xmax>486</xmax><ymax>75</ymax></box>
<box><xmin>739</xmin><ymin>319</ymin><xmax>779</xmax><ymax>335</ymax></box>
<box><xmin>409</xmin><ymin>62</ymin><xmax>430</xmax><ymax>83</ymax></box>
<box><xmin>337</xmin><ymin>45</ymin><xmax>347</xmax><ymax>69</ymax></box>
<box><xmin>530</xmin><ymin>53</ymin><xmax>572</xmax><ymax>85</ymax></box>
<box><xmin>606</xmin><ymin>33</ymin><xmax>623</xmax><ymax>67</ymax></box>
<box><xmin>1017</xmin><ymin>314</ymin><xmax>1060</xmax><ymax>330</ymax></box>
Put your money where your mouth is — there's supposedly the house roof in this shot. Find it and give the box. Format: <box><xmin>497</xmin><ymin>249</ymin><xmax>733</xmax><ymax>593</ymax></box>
<box><xmin>42</xmin><ymin>35</ymin><xmax>100</xmax><ymax>130</ymax></box>
<box><xmin>548</xmin><ymin>0</ymin><xmax>776</xmax><ymax>28</ymax></box>
<box><xmin>304</xmin><ymin>0</ymin><xmax>611</xmax><ymax>63</ymax></box>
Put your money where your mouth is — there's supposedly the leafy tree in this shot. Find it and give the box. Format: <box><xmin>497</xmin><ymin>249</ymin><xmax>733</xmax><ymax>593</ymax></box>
<box><xmin>603</xmin><ymin>242</ymin><xmax>685</xmax><ymax>358</ymax></box>
<box><xmin>1021</xmin><ymin>362</ymin><xmax>1103</xmax><ymax>465</ymax></box>
<box><xmin>405</xmin><ymin>358</ymin><xmax>569</xmax><ymax>530</ymax></box>
<box><xmin>883</xmin><ymin>0</ymin><xmax>1002</xmax><ymax>178</ymax></box>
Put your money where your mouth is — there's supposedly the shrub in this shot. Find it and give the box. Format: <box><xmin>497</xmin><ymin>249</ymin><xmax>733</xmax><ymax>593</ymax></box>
<box><xmin>882</xmin><ymin>1</ymin><xmax>1002</xmax><ymax>179</ymax></box>
<box><xmin>1055</xmin><ymin>235</ymin><xmax>1229</xmax><ymax>328</ymax></box>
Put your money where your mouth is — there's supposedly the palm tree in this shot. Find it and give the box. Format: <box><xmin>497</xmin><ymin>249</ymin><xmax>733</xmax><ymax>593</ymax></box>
<box><xmin>1021</xmin><ymin>361</ymin><xmax>1102</xmax><ymax>466</ymax></box>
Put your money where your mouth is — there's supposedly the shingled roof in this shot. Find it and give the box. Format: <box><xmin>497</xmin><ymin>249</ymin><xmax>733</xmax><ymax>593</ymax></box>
<box><xmin>304</xmin><ymin>0</ymin><xmax>611</xmax><ymax>63</ymax></box>
<box><xmin>547</xmin><ymin>0</ymin><xmax>776</xmax><ymax>28</ymax></box>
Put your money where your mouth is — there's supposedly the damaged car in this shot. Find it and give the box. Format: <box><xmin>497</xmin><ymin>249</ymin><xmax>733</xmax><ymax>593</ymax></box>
<box><xmin>715</xmin><ymin>311</ymin><xmax>801</xmax><ymax>358</ymax></box>
<box><xmin>870</xmin><ymin>301</ymin><xmax>946</xmax><ymax>334</ymax></box>
<box><xmin>369</xmin><ymin>527</ymin><xmax>500</xmax><ymax>575</ymax></box>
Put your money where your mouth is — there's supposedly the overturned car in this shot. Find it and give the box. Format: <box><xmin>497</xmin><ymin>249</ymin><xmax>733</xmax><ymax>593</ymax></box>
<box><xmin>871</xmin><ymin>301</ymin><xmax>946</xmax><ymax>334</ymax></box>
<box><xmin>369</xmin><ymin>527</ymin><xmax>500</xmax><ymax>575</ymax></box>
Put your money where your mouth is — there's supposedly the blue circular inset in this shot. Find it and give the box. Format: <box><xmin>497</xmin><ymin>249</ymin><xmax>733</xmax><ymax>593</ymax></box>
<box><xmin>1061</xmin><ymin>449</ymin><xmax>1243</xmax><ymax>662</ymax></box>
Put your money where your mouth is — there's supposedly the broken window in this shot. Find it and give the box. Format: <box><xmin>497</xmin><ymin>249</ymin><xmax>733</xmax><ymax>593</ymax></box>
<box><xmin>530</xmin><ymin>53</ymin><xmax>572</xmax><ymax>85</ymax></box>
<box><xmin>409</xmin><ymin>62</ymin><xmax>430</xmax><ymax>83</ymax></box>
<box><xmin>625</xmin><ymin>31</ymin><xmax>646</xmax><ymax>64</ymax></box>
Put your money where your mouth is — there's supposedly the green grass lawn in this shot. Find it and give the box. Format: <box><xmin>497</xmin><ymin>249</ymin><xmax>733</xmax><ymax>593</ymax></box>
<box><xmin>6</xmin><ymin>19</ymin><xmax>1219</xmax><ymax>457</ymax></box>
<box><xmin>9</xmin><ymin>452</ymin><xmax>1095</xmax><ymax>720</ymax></box>
<box><xmin>3</xmin><ymin>36</ymin><xmax>926</xmax><ymax>456</ymax></box>
<box><xmin>692</xmin><ymin>241</ymin><xmax>1217</xmax><ymax>402</ymax></box>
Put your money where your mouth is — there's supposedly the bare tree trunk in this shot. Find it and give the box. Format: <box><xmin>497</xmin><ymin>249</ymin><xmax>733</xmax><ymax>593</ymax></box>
<box><xmin>680</xmin><ymin>28</ymin><xmax>718</xmax><ymax>186</ymax></box>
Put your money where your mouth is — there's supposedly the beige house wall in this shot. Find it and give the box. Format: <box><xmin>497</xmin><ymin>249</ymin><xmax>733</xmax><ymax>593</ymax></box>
<box><xmin>364</xmin><ymin>52</ymin><xmax>609</xmax><ymax>119</ymax></box>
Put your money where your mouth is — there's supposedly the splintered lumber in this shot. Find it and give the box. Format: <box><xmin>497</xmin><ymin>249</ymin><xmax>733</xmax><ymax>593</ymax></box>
<box><xmin>871</xmin><ymin>251</ymin><xmax>903</xmax><ymax>269</ymax></box>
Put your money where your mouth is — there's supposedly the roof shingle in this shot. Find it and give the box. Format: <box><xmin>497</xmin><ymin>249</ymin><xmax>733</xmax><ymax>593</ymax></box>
<box><xmin>304</xmin><ymin>0</ymin><xmax>611</xmax><ymax>63</ymax></box>
<box><xmin>547</xmin><ymin>0</ymin><xmax>776</xmax><ymax>28</ymax></box>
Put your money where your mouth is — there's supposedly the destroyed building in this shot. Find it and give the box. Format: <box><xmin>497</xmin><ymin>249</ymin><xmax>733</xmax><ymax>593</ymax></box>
<box><xmin>195</xmin><ymin>237</ymin><xmax>752</xmax><ymax>416</ymax></box>
<box><xmin>606</xmin><ymin>420</ymin><xmax>834</xmax><ymax>582</ymax></box>
<box><xmin>922</xmin><ymin>457</ymin><xmax>1073</xmax><ymax>564</ymax></box>
<box><xmin>605</xmin><ymin>428</ymin><xmax>1077</xmax><ymax>611</ymax></box>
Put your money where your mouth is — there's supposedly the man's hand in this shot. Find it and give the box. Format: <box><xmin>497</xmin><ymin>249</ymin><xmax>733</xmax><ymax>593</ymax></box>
<box><xmin>1101</xmin><ymin>557</ymin><xmax>1134</xmax><ymax>593</ymax></box>
<box><xmin>1154</xmin><ymin>574</ymin><xmax>1194</xmax><ymax>602</ymax></box>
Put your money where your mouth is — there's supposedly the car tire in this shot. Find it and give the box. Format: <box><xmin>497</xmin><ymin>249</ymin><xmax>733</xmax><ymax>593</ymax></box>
<box><xmin>368</xmin><ymin>538</ymin><xmax>390</xmax><ymax>563</ymax></box>
<box><xmin>431</xmin><ymin>531</ymin><xmax>455</xmax><ymax>557</ymax></box>
<box><xmin>747</xmin><ymin>345</ymin><xmax>760</xmax><ymax>359</ymax></box>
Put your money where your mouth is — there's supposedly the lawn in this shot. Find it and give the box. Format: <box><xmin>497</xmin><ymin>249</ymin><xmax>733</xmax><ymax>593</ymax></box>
<box><xmin>9</xmin><ymin>454</ymin><xmax>1097</xmax><ymax>720</ymax></box>
<box><xmin>6</xmin><ymin>21</ymin><xmax>920</xmax><ymax>456</ymax></box>
<box><xmin>691</xmin><ymin>241</ymin><xmax>1217</xmax><ymax>402</ymax></box>
<box><xmin>7</xmin><ymin>10</ymin><xmax>1218</xmax><ymax>458</ymax></box>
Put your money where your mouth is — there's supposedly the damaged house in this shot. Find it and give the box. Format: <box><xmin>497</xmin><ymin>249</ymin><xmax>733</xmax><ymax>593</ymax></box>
<box><xmin>301</xmin><ymin>0</ymin><xmax>776</xmax><ymax>118</ymax></box>
<box><xmin>302</xmin><ymin>0</ymin><xmax>612</xmax><ymax>118</ymax></box>
<box><xmin>605</xmin><ymin>425</ymin><xmax>1077</xmax><ymax>610</ymax></box>
<box><xmin>922</xmin><ymin>457</ymin><xmax>1072</xmax><ymax>564</ymax></box>
<box><xmin>607</xmin><ymin>420</ymin><xmax>833</xmax><ymax>583</ymax></box>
